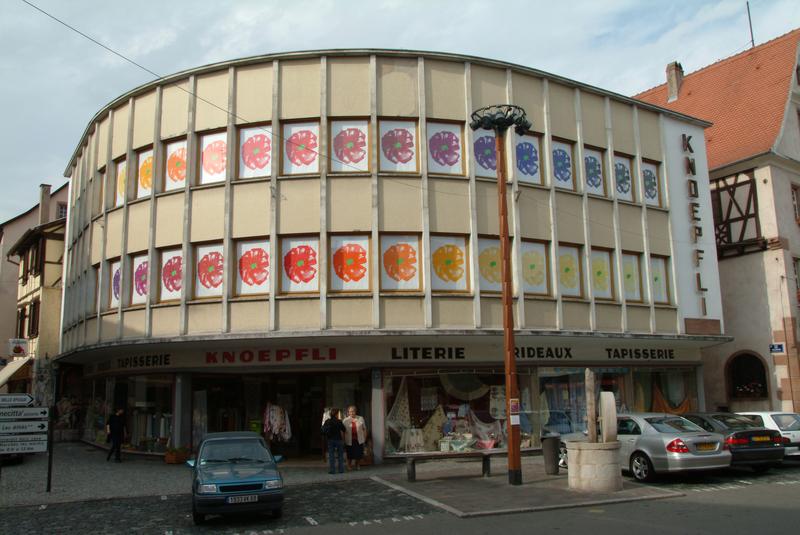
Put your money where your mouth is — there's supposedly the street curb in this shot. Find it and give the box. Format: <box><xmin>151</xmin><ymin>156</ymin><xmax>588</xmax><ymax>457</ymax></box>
<box><xmin>370</xmin><ymin>476</ymin><xmax>685</xmax><ymax>518</ymax></box>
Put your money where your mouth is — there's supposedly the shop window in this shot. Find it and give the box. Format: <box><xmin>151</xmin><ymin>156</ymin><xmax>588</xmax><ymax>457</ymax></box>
<box><xmin>519</xmin><ymin>240</ymin><xmax>549</xmax><ymax>296</ymax></box>
<box><xmin>583</xmin><ymin>146</ymin><xmax>606</xmax><ymax>196</ymax></box>
<box><xmin>113</xmin><ymin>158</ymin><xmax>126</xmax><ymax>207</ymax></box>
<box><xmin>109</xmin><ymin>259</ymin><xmax>122</xmax><ymax>309</ymax></box>
<box><xmin>642</xmin><ymin>160</ymin><xmax>662</xmax><ymax>208</ymax></box>
<box><xmin>632</xmin><ymin>367</ymin><xmax>697</xmax><ymax>413</ymax></box>
<box><xmin>728</xmin><ymin>354</ymin><xmax>768</xmax><ymax>399</ymax></box>
<box><xmin>430</xmin><ymin>234</ymin><xmax>470</xmax><ymax>293</ymax></box>
<box><xmin>590</xmin><ymin>248</ymin><xmax>614</xmax><ymax>300</ymax></box>
<box><xmin>135</xmin><ymin>147</ymin><xmax>154</xmax><ymax>198</ymax></box>
<box><xmin>425</xmin><ymin>120</ymin><xmax>465</xmax><ymax>176</ymax></box>
<box><xmin>279</xmin><ymin>235</ymin><xmax>320</xmax><ymax>294</ymax></box>
<box><xmin>650</xmin><ymin>255</ymin><xmax>671</xmax><ymax>304</ymax></box>
<box><xmin>330</xmin><ymin>119</ymin><xmax>370</xmax><ymax>174</ymax></box>
<box><xmin>281</xmin><ymin>120</ymin><xmax>320</xmax><ymax>176</ymax></box>
<box><xmin>194</xmin><ymin>243</ymin><xmax>224</xmax><ymax>298</ymax></box>
<box><xmin>557</xmin><ymin>244</ymin><xmax>583</xmax><ymax>298</ymax></box>
<box><xmin>514</xmin><ymin>131</ymin><xmax>543</xmax><ymax>185</ymax></box>
<box><xmin>622</xmin><ymin>252</ymin><xmax>643</xmax><ymax>302</ymax></box>
<box><xmin>329</xmin><ymin>234</ymin><xmax>371</xmax><ymax>293</ymax></box>
<box><xmin>613</xmin><ymin>153</ymin><xmax>635</xmax><ymax>202</ymax></box>
<box><xmin>130</xmin><ymin>253</ymin><xmax>149</xmax><ymax>306</ymax></box>
<box><xmin>378</xmin><ymin>118</ymin><xmax>419</xmax><ymax>174</ymax></box>
<box><xmin>163</xmin><ymin>138</ymin><xmax>188</xmax><ymax>191</ymax></box>
<box><xmin>379</xmin><ymin>234</ymin><xmax>422</xmax><ymax>292</ymax></box>
<box><xmin>551</xmin><ymin>139</ymin><xmax>575</xmax><ymax>191</ymax></box>
<box><xmin>117</xmin><ymin>375</ymin><xmax>173</xmax><ymax>453</ymax></box>
<box><xmin>159</xmin><ymin>248</ymin><xmax>183</xmax><ymax>302</ymax></box>
<box><xmin>238</xmin><ymin>124</ymin><xmax>273</xmax><ymax>179</ymax></box>
<box><xmin>477</xmin><ymin>236</ymin><xmax>502</xmax><ymax>293</ymax></box>
<box><xmin>199</xmin><ymin>131</ymin><xmax>228</xmax><ymax>185</ymax></box>
<box><xmin>235</xmin><ymin>238</ymin><xmax>270</xmax><ymax>296</ymax></box>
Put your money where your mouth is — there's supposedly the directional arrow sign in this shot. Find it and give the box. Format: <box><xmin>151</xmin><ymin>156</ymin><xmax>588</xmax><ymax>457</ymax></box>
<box><xmin>0</xmin><ymin>441</ymin><xmax>47</xmax><ymax>454</ymax></box>
<box><xmin>0</xmin><ymin>394</ymin><xmax>34</xmax><ymax>407</ymax></box>
<box><xmin>0</xmin><ymin>420</ymin><xmax>48</xmax><ymax>434</ymax></box>
<box><xmin>0</xmin><ymin>407</ymin><xmax>49</xmax><ymax>420</ymax></box>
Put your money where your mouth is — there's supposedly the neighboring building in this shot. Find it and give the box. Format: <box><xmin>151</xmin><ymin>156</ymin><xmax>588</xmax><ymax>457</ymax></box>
<box><xmin>0</xmin><ymin>183</ymin><xmax>68</xmax><ymax>394</ymax></box>
<box><xmin>58</xmin><ymin>50</ymin><xmax>724</xmax><ymax>460</ymax></box>
<box><xmin>635</xmin><ymin>29</ymin><xmax>800</xmax><ymax>412</ymax></box>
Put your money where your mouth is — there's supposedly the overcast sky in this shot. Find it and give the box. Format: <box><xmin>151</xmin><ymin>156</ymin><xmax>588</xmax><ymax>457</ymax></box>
<box><xmin>0</xmin><ymin>0</ymin><xmax>798</xmax><ymax>223</ymax></box>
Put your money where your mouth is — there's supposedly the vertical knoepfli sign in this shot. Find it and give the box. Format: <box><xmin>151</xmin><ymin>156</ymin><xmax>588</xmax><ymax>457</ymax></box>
<box><xmin>682</xmin><ymin>134</ymin><xmax>707</xmax><ymax>315</ymax></box>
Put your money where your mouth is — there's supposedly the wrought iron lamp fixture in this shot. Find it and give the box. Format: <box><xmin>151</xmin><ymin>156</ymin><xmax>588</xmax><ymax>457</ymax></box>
<box><xmin>469</xmin><ymin>104</ymin><xmax>531</xmax><ymax>135</ymax></box>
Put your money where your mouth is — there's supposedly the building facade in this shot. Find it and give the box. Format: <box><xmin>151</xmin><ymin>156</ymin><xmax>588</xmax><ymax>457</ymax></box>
<box><xmin>636</xmin><ymin>29</ymin><xmax>800</xmax><ymax>412</ymax></box>
<box><xmin>59</xmin><ymin>50</ymin><xmax>724</xmax><ymax>460</ymax></box>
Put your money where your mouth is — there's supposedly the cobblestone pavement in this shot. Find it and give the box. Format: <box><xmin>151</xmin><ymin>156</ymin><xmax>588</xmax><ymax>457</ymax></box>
<box><xmin>0</xmin><ymin>479</ymin><xmax>435</xmax><ymax>535</ymax></box>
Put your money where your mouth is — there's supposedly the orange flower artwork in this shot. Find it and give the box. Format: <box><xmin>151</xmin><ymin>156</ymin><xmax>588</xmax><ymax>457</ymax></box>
<box><xmin>383</xmin><ymin>243</ymin><xmax>417</xmax><ymax>282</ymax></box>
<box><xmin>333</xmin><ymin>243</ymin><xmax>368</xmax><ymax>283</ymax></box>
<box><xmin>138</xmin><ymin>155</ymin><xmax>153</xmax><ymax>190</ymax></box>
<box><xmin>167</xmin><ymin>148</ymin><xmax>187</xmax><ymax>183</ymax></box>
<box><xmin>432</xmin><ymin>244</ymin><xmax>464</xmax><ymax>283</ymax></box>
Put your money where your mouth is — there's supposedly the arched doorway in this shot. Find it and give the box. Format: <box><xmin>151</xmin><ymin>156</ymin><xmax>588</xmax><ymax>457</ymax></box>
<box><xmin>726</xmin><ymin>353</ymin><xmax>769</xmax><ymax>409</ymax></box>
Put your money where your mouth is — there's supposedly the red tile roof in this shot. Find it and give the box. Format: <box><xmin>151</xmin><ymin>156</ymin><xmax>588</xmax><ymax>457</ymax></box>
<box><xmin>635</xmin><ymin>28</ymin><xmax>800</xmax><ymax>171</ymax></box>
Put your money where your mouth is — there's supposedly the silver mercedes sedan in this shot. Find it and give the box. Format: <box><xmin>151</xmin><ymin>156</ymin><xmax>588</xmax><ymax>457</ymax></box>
<box><xmin>618</xmin><ymin>413</ymin><xmax>731</xmax><ymax>482</ymax></box>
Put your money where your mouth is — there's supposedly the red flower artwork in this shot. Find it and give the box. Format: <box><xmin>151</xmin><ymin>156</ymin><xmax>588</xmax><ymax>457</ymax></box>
<box><xmin>333</xmin><ymin>243</ymin><xmax>368</xmax><ymax>283</ymax></box>
<box><xmin>198</xmin><ymin>251</ymin><xmax>224</xmax><ymax>289</ymax></box>
<box><xmin>239</xmin><ymin>247</ymin><xmax>269</xmax><ymax>286</ymax></box>
<box><xmin>333</xmin><ymin>128</ymin><xmax>367</xmax><ymax>165</ymax></box>
<box><xmin>241</xmin><ymin>134</ymin><xmax>271</xmax><ymax>170</ymax></box>
<box><xmin>167</xmin><ymin>148</ymin><xmax>187</xmax><ymax>183</ymax></box>
<box><xmin>202</xmin><ymin>140</ymin><xmax>227</xmax><ymax>175</ymax></box>
<box><xmin>383</xmin><ymin>243</ymin><xmax>417</xmax><ymax>282</ymax></box>
<box><xmin>381</xmin><ymin>128</ymin><xmax>415</xmax><ymax>164</ymax></box>
<box><xmin>162</xmin><ymin>256</ymin><xmax>183</xmax><ymax>293</ymax></box>
<box><xmin>285</xmin><ymin>130</ymin><xmax>318</xmax><ymax>167</ymax></box>
<box><xmin>284</xmin><ymin>245</ymin><xmax>317</xmax><ymax>284</ymax></box>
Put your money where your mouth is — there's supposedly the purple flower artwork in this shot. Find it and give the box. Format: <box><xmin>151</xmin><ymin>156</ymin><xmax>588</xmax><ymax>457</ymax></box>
<box><xmin>134</xmin><ymin>261</ymin><xmax>149</xmax><ymax>296</ymax></box>
<box><xmin>474</xmin><ymin>135</ymin><xmax>497</xmax><ymax>171</ymax></box>
<box><xmin>112</xmin><ymin>268</ymin><xmax>121</xmax><ymax>300</ymax></box>
<box><xmin>516</xmin><ymin>141</ymin><xmax>539</xmax><ymax>176</ymax></box>
<box><xmin>428</xmin><ymin>130</ymin><xmax>460</xmax><ymax>167</ymax></box>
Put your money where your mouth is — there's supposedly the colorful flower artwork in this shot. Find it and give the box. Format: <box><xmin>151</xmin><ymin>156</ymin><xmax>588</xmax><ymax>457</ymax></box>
<box><xmin>331</xmin><ymin>120</ymin><xmax>369</xmax><ymax>173</ymax></box>
<box><xmin>283</xmin><ymin>122</ymin><xmax>319</xmax><ymax>175</ymax></box>
<box><xmin>239</xmin><ymin>126</ymin><xmax>272</xmax><ymax>179</ymax></box>
<box><xmin>520</xmin><ymin>241</ymin><xmax>548</xmax><ymax>294</ymax></box>
<box><xmin>622</xmin><ymin>253</ymin><xmax>641</xmax><ymax>301</ymax></box>
<box><xmin>160</xmin><ymin>250</ymin><xmax>183</xmax><ymax>301</ymax></box>
<box><xmin>551</xmin><ymin>140</ymin><xmax>574</xmax><ymax>190</ymax></box>
<box><xmin>115</xmin><ymin>160</ymin><xmax>126</xmax><ymax>207</ymax></box>
<box><xmin>430</xmin><ymin>235</ymin><xmax>468</xmax><ymax>291</ymax></box>
<box><xmin>380</xmin><ymin>235</ymin><xmax>420</xmax><ymax>291</ymax></box>
<box><xmin>558</xmin><ymin>245</ymin><xmax>581</xmax><ymax>297</ymax></box>
<box><xmin>590</xmin><ymin>250</ymin><xmax>613</xmax><ymax>300</ymax></box>
<box><xmin>642</xmin><ymin>162</ymin><xmax>660</xmax><ymax>206</ymax></box>
<box><xmin>165</xmin><ymin>140</ymin><xmax>187</xmax><ymax>191</ymax></box>
<box><xmin>478</xmin><ymin>238</ymin><xmax>502</xmax><ymax>292</ymax></box>
<box><xmin>137</xmin><ymin>149</ymin><xmax>153</xmax><ymax>198</ymax></box>
<box><xmin>236</xmin><ymin>240</ymin><xmax>270</xmax><ymax>295</ymax></box>
<box><xmin>514</xmin><ymin>133</ymin><xmax>541</xmax><ymax>185</ymax></box>
<box><xmin>330</xmin><ymin>235</ymin><xmax>370</xmax><ymax>292</ymax></box>
<box><xmin>650</xmin><ymin>256</ymin><xmax>669</xmax><ymax>303</ymax></box>
<box><xmin>281</xmin><ymin>237</ymin><xmax>319</xmax><ymax>293</ymax></box>
<box><xmin>131</xmin><ymin>255</ymin><xmax>149</xmax><ymax>305</ymax></box>
<box><xmin>195</xmin><ymin>244</ymin><xmax>224</xmax><ymax>298</ymax></box>
<box><xmin>427</xmin><ymin>122</ymin><xmax>463</xmax><ymax>175</ymax></box>
<box><xmin>614</xmin><ymin>155</ymin><xmax>633</xmax><ymax>202</ymax></box>
<box><xmin>109</xmin><ymin>260</ymin><xmax>121</xmax><ymax>308</ymax></box>
<box><xmin>472</xmin><ymin>134</ymin><xmax>497</xmax><ymax>178</ymax></box>
<box><xmin>200</xmin><ymin>132</ymin><xmax>227</xmax><ymax>184</ymax></box>
<box><xmin>379</xmin><ymin>120</ymin><xmax>417</xmax><ymax>173</ymax></box>
<box><xmin>584</xmin><ymin>148</ymin><xmax>605</xmax><ymax>195</ymax></box>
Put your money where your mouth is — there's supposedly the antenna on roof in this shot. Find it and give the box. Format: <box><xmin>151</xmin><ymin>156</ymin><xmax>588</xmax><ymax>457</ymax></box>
<box><xmin>746</xmin><ymin>1</ymin><xmax>755</xmax><ymax>48</ymax></box>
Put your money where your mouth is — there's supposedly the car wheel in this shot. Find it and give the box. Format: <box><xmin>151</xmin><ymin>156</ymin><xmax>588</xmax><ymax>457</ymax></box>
<box><xmin>630</xmin><ymin>452</ymin><xmax>655</xmax><ymax>482</ymax></box>
<box><xmin>751</xmin><ymin>465</ymin><xmax>771</xmax><ymax>473</ymax></box>
<box><xmin>558</xmin><ymin>442</ymin><xmax>568</xmax><ymax>469</ymax></box>
<box><xmin>271</xmin><ymin>507</ymin><xmax>283</xmax><ymax>519</ymax></box>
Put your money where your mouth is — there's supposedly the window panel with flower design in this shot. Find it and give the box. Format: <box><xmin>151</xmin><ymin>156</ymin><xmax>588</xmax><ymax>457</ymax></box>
<box><xmin>613</xmin><ymin>154</ymin><xmax>634</xmax><ymax>202</ymax></box>
<box><xmin>477</xmin><ymin>237</ymin><xmax>502</xmax><ymax>293</ymax></box>
<box><xmin>164</xmin><ymin>138</ymin><xmax>188</xmax><ymax>191</ymax></box>
<box><xmin>430</xmin><ymin>235</ymin><xmax>469</xmax><ymax>292</ymax></box>
<box><xmin>642</xmin><ymin>160</ymin><xmax>661</xmax><ymax>207</ymax></box>
<box><xmin>583</xmin><ymin>147</ymin><xmax>606</xmax><ymax>196</ymax></box>
<box><xmin>109</xmin><ymin>259</ymin><xmax>122</xmax><ymax>308</ymax></box>
<box><xmin>426</xmin><ymin>121</ymin><xmax>465</xmax><ymax>176</ymax></box>
<box><xmin>650</xmin><ymin>255</ymin><xmax>670</xmax><ymax>304</ymax></box>
<box><xmin>472</xmin><ymin>131</ymin><xmax>498</xmax><ymax>179</ymax></box>
<box><xmin>379</xmin><ymin>119</ymin><xmax>418</xmax><ymax>173</ymax></box>
<box><xmin>514</xmin><ymin>132</ymin><xmax>543</xmax><ymax>185</ymax></box>
<box><xmin>199</xmin><ymin>131</ymin><xmax>228</xmax><ymax>184</ymax></box>
<box><xmin>238</xmin><ymin>125</ymin><xmax>273</xmax><ymax>179</ymax></box>
<box><xmin>557</xmin><ymin>244</ymin><xmax>582</xmax><ymax>298</ymax></box>
<box><xmin>551</xmin><ymin>140</ymin><xmax>575</xmax><ymax>191</ymax></box>
<box><xmin>114</xmin><ymin>159</ymin><xmax>126</xmax><ymax>207</ymax></box>
<box><xmin>519</xmin><ymin>241</ymin><xmax>549</xmax><ymax>295</ymax></box>
<box><xmin>622</xmin><ymin>252</ymin><xmax>642</xmax><ymax>302</ymax></box>
<box><xmin>159</xmin><ymin>249</ymin><xmax>183</xmax><ymax>302</ymax></box>
<box><xmin>331</xmin><ymin>120</ymin><xmax>370</xmax><ymax>173</ymax></box>
<box><xmin>136</xmin><ymin>148</ymin><xmax>154</xmax><ymax>198</ymax></box>
<box><xmin>194</xmin><ymin>243</ymin><xmax>224</xmax><ymax>298</ymax></box>
<box><xmin>130</xmin><ymin>253</ymin><xmax>149</xmax><ymax>305</ymax></box>
<box><xmin>590</xmin><ymin>249</ymin><xmax>614</xmax><ymax>300</ymax></box>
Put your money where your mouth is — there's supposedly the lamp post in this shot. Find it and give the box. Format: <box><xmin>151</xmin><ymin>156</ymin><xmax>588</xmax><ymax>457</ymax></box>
<box><xmin>469</xmin><ymin>105</ymin><xmax>530</xmax><ymax>486</ymax></box>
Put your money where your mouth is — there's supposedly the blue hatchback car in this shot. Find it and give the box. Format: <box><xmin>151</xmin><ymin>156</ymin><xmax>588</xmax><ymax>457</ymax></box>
<box><xmin>187</xmin><ymin>431</ymin><xmax>284</xmax><ymax>525</ymax></box>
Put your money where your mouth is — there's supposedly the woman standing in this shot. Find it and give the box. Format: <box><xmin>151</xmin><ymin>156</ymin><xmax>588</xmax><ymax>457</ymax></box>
<box><xmin>343</xmin><ymin>405</ymin><xmax>368</xmax><ymax>470</ymax></box>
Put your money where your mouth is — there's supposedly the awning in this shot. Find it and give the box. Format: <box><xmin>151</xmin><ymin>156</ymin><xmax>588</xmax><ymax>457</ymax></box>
<box><xmin>0</xmin><ymin>357</ymin><xmax>32</xmax><ymax>389</ymax></box>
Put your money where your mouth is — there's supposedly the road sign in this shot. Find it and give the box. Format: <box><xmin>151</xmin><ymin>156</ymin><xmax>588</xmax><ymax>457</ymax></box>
<box><xmin>0</xmin><ymin>394</ymin><xmax>34</xmax><ymax>407</ymax></box>
<box><xmin>769</xmin><ymin>343</ymin><xmax>785</xmax><ymax>354</ymax></box>
<box><xmin>0</xmin><ymin>441</ymin><xmax>47</xmax><ymax>454</ymax></box>
<box><xmin>0</xmin><ymin>407</ymin><xmax>49</xmax><ymax>420</ymax></box>
<box><xmin>0</xmin><ymin>420</ymin><xmax>48</xmax><ymax>434</ymax></box>
<box><xmin>0</xmin><ymin>433</ymin><xmax>47</xmax><ymax>443</ymax></box>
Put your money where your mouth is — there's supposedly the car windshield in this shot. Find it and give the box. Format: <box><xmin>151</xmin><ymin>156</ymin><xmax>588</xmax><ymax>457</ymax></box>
<box><xmin>645</xmin><ymin>417</ymin><xmax>704</xmax><ymax>433</ymax></box>
<box><xmin>772</xmin><ymin>414</ymin><xmax>800</xmax><ymax>431</ymax></box>
<box><xmin>711</xmin><ymin>414</ymin><xmax>757</xmax><ymax>430</ymax></box>
<box><xmin>199</xmin><ymin>439</ymin><xmax>272</xmax><ymax>464</ymax></box>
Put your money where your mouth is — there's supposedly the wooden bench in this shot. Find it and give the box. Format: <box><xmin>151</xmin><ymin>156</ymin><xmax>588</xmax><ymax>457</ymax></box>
<box><xmin>389</xmin><ymin>448</ymin><xmax>538</xmax><ymax>482</ymax></box>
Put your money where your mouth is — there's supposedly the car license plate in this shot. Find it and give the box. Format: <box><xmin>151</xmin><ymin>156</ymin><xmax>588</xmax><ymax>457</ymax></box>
<box><xmin>751</xmin><ymin>436</ymin><xmax>771</xmax><ymax>442</ymax></box>
<box><xmin>227</xmin><ymin>495</ymin><xmax>258</xmax><ymax>504</ymax></box>
<box><xmin>696</xmin><ymin>443</ymin><xmax>715</xmax><ymax>451</ymax></box>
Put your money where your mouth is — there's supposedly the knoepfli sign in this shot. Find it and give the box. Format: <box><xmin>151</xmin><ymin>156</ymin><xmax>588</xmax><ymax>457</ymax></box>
<box><xmin>682</xmin><ymin>133</ymin><xmax>708</xmax><ymax>316</ymax></box>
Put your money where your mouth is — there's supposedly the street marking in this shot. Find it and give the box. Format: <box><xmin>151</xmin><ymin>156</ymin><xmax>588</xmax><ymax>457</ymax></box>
<box><xmin>304</xmin><ymin>516</ymin><xmax>319</xmax><ymax>525</ymax></box>
<box><xmin>588</xmin><ymin>509</ymin><xmax>605</xmax><ymax>513</ymax></box>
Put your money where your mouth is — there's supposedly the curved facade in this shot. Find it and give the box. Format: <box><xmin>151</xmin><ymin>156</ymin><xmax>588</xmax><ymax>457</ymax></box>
<box><xmin>60</xmin><ymin>50</ymin><xmax>725</xmax><ymax>458</ymax></box>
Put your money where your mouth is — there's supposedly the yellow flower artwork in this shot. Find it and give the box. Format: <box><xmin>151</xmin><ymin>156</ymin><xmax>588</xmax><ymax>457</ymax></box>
<box><xmin>592</xmin><ymin>256</ymin><xmax>609</xmax><ymax>292</ymax></box>
<box><xmin>138</xmin><ymin>156</ymin><xmax>153</xmax><ymax>190</ymax></box>
<box><xmin>623</xmin><ymin>255</ymin><xmax>640</xmax><ymax>299</ymax></box>
<box><xmin>559</xmin><ymin>253</ymin><xmax>578</xmax><ymax>289</ymax></box>
<box><xmin>116</xmin><ymin>164</ymin><xmax>126</xmax><ymax>199</ymax></box>
<box><xmin>522</xmin><ymin>250</ymin><xmax>545</xmax><ymax>287</ymax></box>
<box><xmin>478</xmin><ymin>247</ymin><xmax>502</xmax><ymax>284</ymax></box>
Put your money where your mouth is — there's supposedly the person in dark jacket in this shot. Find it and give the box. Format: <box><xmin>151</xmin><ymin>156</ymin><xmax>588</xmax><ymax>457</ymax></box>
<box><xmin>322</xmin><ymin>408</ymin><xmax>346</xmax><ymax>474</ymax></box>
<box><xmin>106</xmin><ymin>408</ymin><xmax>126</xmax><ymax>462</ymax></box>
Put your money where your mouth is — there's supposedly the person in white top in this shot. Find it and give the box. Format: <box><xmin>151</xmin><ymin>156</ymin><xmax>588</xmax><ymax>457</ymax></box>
<box><xmin>343</xmin><ymin>405</ymin><xmax>368</xmax><ymax>470</ymax></box>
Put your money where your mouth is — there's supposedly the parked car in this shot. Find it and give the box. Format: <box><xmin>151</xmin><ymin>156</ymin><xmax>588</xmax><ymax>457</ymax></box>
<box><xmin>187</xmin><ymin>431</ymin><xmax>284</xmax><ymax>525</ymax></box>
<box><xmin>616</xmin><ymin>413</ymin><xmax>731</xmax><ymax>481</ymax></box>
<box><xmin>683</xmin><ymin>412</ymin><xmax>784</xmax><ymax>471</ymax></box>
<box><xmin>737</xmin><ymin>412</ymin><xmax>800</xmax><ymax>458</ymax></box>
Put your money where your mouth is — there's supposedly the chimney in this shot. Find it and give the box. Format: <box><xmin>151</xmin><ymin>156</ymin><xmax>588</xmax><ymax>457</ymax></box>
<box><xmin>666</xmin><ymin>61</ymin><xmax>684</xmax><ymax>103</ymax></box>
<box><xmin>39</xmin><ymin>184</ymin><xmax>51</xmax><ymax>225</ymax></box>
